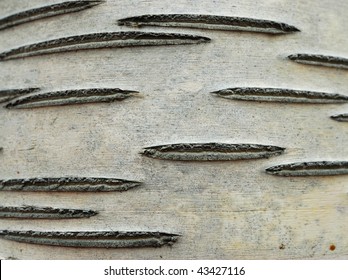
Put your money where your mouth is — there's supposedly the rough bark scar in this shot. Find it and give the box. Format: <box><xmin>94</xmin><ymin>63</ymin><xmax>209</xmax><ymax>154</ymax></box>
<box><xmin>5</xmin><ymin>88</ymin><xmax>137</xmax><ymax>109</ymax></box>
<box><xmin>142</xmin><ymin>143</ymin><xmax>285</xmax><ymax>161</ymax></box>
<box><xmin>331</xmin><ymin>114</ymin><xmax>348</xmax><ymax>122</ymax></box>
<box><xmin>266</xmin><ymin>161</ymin><xmax>348</xmax><ymax>176</ymax></box>
<box><xmin>0</xmin><ymin>32</ymin><xmax>211</xmax><ymax>61</ymax></box>
<box><xmin>288</xmin><ymin>54</ymin><xmax>348</xmax><ymax>70</ymax></box>
<box><xmin>0</xmin><ymin>177</ymin><xmax>142</xmax><ymax>192</ymax></box>
<box><xmin>211</xmin><ymin>87</ymin><xmax>348</xmax><ymax>103</ymax></box>
<box><xmin>118</xmin><ymin>14</ymin><xmax>300</xmax><ymax>34</ymax></box>
<box><xmin>0</xmin><ymin>88</ymin><xmax>40</xmax><ymax>103</ymax></box>
<box><xmin>0</xmin><ymin>206</ymin><xmax>97</xmax><ymax>219</ymax></box>
<box><xmin>0</xmin><ymin>230</ymin><xmax>179</xmax><ymax>248</ymax></box>
<box><xmin>0</xmin><ymin>1</ymin><xmax>103</xmax><ymax>31</ymax></box>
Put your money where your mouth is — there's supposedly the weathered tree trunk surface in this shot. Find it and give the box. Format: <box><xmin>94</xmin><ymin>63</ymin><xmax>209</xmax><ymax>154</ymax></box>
<box><xmin>0</xmin><ymin>0</ymin><xmax>347</xmax><ymax>259</ymax></box>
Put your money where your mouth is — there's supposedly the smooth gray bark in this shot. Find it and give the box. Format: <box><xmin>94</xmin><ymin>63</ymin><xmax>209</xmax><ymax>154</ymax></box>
<box><xmin>0</xmin><ymin>0</ymin><xmax>347</xmax><ymax>259</ymax></box>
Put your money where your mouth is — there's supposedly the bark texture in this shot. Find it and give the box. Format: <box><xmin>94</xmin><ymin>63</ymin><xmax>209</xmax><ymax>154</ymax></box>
<box><xmin>0</xmin><ymin>0</ymin><xmax>347</xmax><ymax>259</ymax></box>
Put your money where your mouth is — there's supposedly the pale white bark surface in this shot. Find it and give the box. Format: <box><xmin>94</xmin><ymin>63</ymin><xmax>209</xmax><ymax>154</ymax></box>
<box><xmin>0</xmin><ymin>0</ymin><xmax>347</xmax><ymax>259</ymax></box>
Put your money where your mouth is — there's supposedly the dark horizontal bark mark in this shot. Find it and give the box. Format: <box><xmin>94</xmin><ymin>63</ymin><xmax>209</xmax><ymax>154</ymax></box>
<box><xmin>288</xmin><ymin>54</ymin><xmax>348</xmax><ymax>70</ymax></box>
<box><xmin>0</xmin><ymin>1</ymin><xmax>103</xmax><ymax>31</ymax></box>
<box><xmin>0</xmin><ymin>206</ymin><xmax>97</xmax><ymax>219</ymax></box>
<box><xmin>142</xmin><ymin>143</ymin><xmax>285</xmax><ymax>161</ymax></box>
<box><xmin>0</xmin><ymin>230</ymin><xmax>179</xmax><ymax>248</ymax></box>
<box><xmin>212</xmin><ymin>87</ymin><xmax>348</xmax><ymax>103</ymax></box>
<box><xmin>118</xmin><ymin>14</ymin><xmax>300</xmax><ymax>34</ymax></box>
<box><xmin>5</xmin><ymin>88</ymin><xmax>137</xmax><ymax>109</ymax></box>
<box><xmin>0</xmin><ymin>88</ymin><xmax>40</xmax><ymax>103</ymax></box>
<box><xmin>0</xmin><ymin>32</ymin><xmax>210</xmax><ymax>61</ymax></box>
<box><xmin>266</xmin><ymin>161</ymin><xmax>348</xmax><ymax>176</ymax></box>
<box><xmin>0</xmin><ymin>177</ymin><xmax>142</xmax><ymax>192</ymax></box>
<box><xmin>331</xmin><ymin>114</ymin><xmax>348</xmax><ymax>122</ymax></box>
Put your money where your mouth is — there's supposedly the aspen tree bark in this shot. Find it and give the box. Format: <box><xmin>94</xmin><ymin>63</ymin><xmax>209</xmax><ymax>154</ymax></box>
<box><xmin>0</xmin><ymin>0</ymin><xmax>347</xmax><ymax>259</ymax></box>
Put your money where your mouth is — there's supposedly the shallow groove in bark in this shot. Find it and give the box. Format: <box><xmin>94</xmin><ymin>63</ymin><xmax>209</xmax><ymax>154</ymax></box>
<box><xmin>266</xmin><ymin>161</ymin><xmax>348</xmax><ymax>176</ymax></box>
<box><xmin>288</xmin><ymin>54</ymin><xmax>348</xmax><ymax>70</ymax></box>
<box><xmin>0</xmin><ymin>177</ymin><xmax>142</xmax><ymax>192</ymax></box>
<box><xmin>331</xmin><ymin>114</ymin><xmax>348</xmax><ymax>122</ymax></box>
<box><xmin>142</xmin><ymin>143</ymin><xmax>285</xmax><ymax>161</ymax></box>
<box><xmin>118</xmin><ymin>14</ymin><xmax>300</xmax><ymax>34</ymax></box>
<box><xmin>0</xmin><ymin>88</ymin><xmax>40</xmax><ymax>103</ymax></box>
<box><xmin>211</xmin><ymin>87</ymin><xmax>348</xmax><ymax>103</ymax></box>
<box><xmin>0</xmin><ymin>206</ymin><xmax>97</xmax><ymax>219</ymax></box>
<box><xmin>5</xmin><ymin>88</ymin><xmax>137</xmax><ymax>109</ymax></box>
<box><xmin>0</xmin><ymin>32</ymin><xmax>211</xmax><ymax>60</ymax></box>
<box><xmin>0</xmin><ymin>230</ymin><xmax>179</xmax><ymax>248</ymax></box>
<box><xmin>0</xmin><ymin>1</ymin><xmax>103</xmax><ymax>31</ymax></box>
